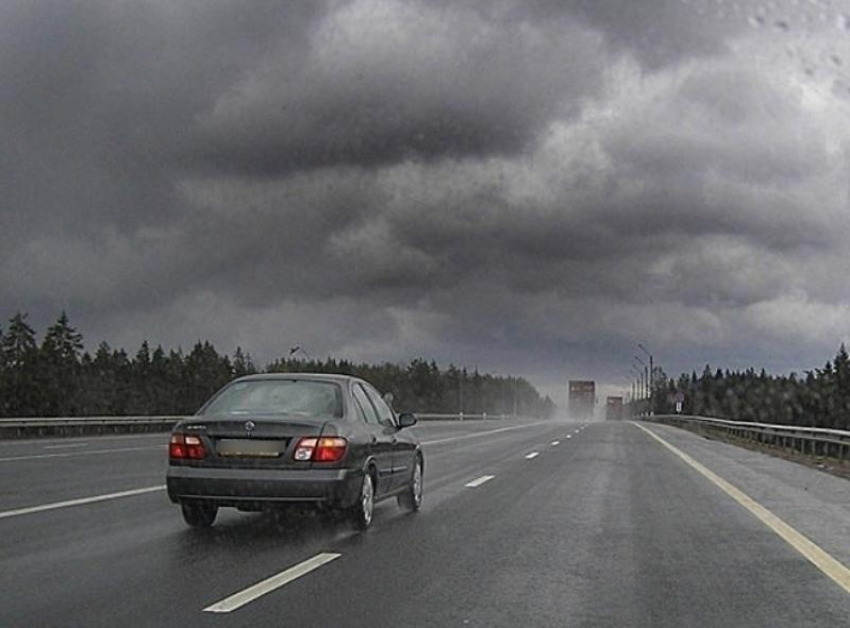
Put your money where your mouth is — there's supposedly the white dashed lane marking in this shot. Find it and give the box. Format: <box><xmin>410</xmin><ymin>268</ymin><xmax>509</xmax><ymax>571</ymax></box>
<box><xmin>203</xmin><ymin>553</ymin><xmax>342</xmax><ymax>613</ymax></box>
<box><xmin>465</xmin><ymin>475</ymin><xmax>495</xmax><ymax>488</ymax></box>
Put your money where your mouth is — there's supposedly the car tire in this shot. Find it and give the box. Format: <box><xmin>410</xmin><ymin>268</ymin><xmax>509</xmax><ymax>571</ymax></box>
<box><xmin>349</xmin><ymin>472</ymin><xmax>375</xmax><ymax>531</ymax></box>
<box><xmin>398</xmin><ymin>456</ymin><xmax>423</xmax><ymax>512</ymax></box>
<box><xmin>181</xmin><ymin>501</ymin><xmax>218</xmax><ymax>528</ymax></box>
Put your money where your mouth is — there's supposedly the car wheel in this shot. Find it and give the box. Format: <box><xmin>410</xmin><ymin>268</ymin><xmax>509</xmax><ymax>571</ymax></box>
<box><xmin>181</xmin><ymin>501</ymin><xmax>218</xmax><ymax>528</ymax></box>
<box><xmin>350</xmin><ymin>472</ymin><xmax>375</xmax><ymax>531</ymax></box>
<box><xmin>398</xmin><ymin>456</ymin><xmax>423</xmax><ymax>512</ymax></box>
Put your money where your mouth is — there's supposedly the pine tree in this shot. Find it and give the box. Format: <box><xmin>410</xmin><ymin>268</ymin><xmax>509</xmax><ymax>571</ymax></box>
<box><xmin>128</xmin><ymin>341</ymin><xmax>152</xmax><ymax>413</ymax></box>
<box><xmin>0</xmin><ymin>312</ymin><xmax>40</xmax><ymax>416</ymax></box>
<box><xmin>83</xmin><ymin>342</ymin><xmax>119</xmax><ymax>415</ymax></box>
<box><xmin>149</xmin><ymin>345</ymin><xmax>175</xmax><ymax>414</ymax></box>
<box><xmin>233</xmin><ymin>347</ymin><xmax>256</xmax><ymax>378</ymax></box>
<box><xmin>832</xmin><ymin>344</ymin><xmax>850</xmax><ymax>428</ymax></box>
<box><xmin>39</xmin><ymin>311</ymin><xmax>85</xmax><ymax>416</ymax></box>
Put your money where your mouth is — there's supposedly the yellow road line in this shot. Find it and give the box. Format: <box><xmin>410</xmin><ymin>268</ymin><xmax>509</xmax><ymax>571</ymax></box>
<box><xmin>634</xmin><ymin>422</ymin><xmax>850</xmax><ymax>595</ymax></box>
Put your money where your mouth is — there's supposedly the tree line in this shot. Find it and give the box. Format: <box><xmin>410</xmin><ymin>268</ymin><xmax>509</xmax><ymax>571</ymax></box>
<box><xmin>649</xmin><ymin>344</ymin><xmax>850</xmax><ymax>429</ymax></box>
<box><xmin>0</xmin><ymin>311</ymin><xmax>556</xmax><ymax>419</ymax></box>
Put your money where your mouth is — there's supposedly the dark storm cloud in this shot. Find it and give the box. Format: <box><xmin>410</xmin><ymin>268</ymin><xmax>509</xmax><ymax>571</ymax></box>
<box><xmin>186</xmin><ymin>0</ymin><xmax>747</xmax><ymax>177</ymax></box>
<box><xmin>0</xmin><ymin>0</ymin><xmax>326</xmax><ymax>236</ymax></box>
<box><xmin>2</xmin><ymin>0</ymin><xmax>849</xmax><ymax>404</ymax></box>
<box><xmin>188</xmin><ymin>0</ymin><xmax>606</xmax><ymax>176</ymax></box>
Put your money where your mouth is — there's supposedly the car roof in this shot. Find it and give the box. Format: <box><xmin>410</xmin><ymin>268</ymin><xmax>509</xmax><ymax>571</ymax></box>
<box><xmin>232</xmin><ymin>373</ymin><xmax>363</xmax><ymax>385</ymax></box>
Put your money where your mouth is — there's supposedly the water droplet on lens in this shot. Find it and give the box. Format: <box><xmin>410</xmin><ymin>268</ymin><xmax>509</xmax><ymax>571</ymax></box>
<box><xmin>774</xmin><ymin>19</ymin><xmax>790</xmax><ymax>31</ymax></box>
<box><xmin>749</xmin><ymin>14</ymin><xmax>766</xmax><ymax>27</ymax></box>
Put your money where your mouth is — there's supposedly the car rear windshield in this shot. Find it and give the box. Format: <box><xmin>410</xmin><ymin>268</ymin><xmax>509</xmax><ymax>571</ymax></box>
<box><xmin>202</xmin><ymin>380</ymin><xmax>343</xmax><ymax>419</ymax></box>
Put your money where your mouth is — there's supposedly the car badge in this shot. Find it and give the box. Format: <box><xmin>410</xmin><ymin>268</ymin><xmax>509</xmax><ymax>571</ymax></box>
<box><xmin>244</xmin><ymin>420</ymin><xmax>256</xmax><ymax>433</ymax></box>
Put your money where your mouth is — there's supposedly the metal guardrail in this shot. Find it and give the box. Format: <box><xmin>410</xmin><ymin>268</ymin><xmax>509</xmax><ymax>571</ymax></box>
<box><xmin>0</xmin><ymin>416</ymin><xmax>186</xmax><ymax>426</ymax></box>
<box><xmin>416</xmin><ymin>413</ymin><xmax>513</xmax><ymax>421</ymax></box>
<box><xmin>0</xmin><ymin>416</ymin><xmax>186</xmax><ymax>439</ymax></box>
<box><xmin>0</xmin><ymin>412</ymin><xmax>522</xmax><ymax>439</ymax></box>
<box><xmin>647</xmin><ymin>414</ymin><xmax>850</xmax><ymax>462</ymax></box>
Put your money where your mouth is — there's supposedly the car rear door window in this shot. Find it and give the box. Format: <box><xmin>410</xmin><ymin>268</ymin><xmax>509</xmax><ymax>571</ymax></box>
<box><xmin>363</xmin><ymin>385</ymin><xmax>396</xmax><ymax>428</ymax></box>
<box><xmin>352</xmin><ymin>385</ymin><xmax>381</xmax><ymax>425</ymax></box>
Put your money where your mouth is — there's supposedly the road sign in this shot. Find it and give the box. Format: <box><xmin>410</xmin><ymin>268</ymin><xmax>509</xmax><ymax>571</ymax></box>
<box><xmin>674</xmin><ymin>391</ymin><xmax>685</xmax><ymax>403</ymax></box>
<box><xmin>675</xmin><ymin>401</ymin><xmax>683</xmax><ymax>413</ymax></box>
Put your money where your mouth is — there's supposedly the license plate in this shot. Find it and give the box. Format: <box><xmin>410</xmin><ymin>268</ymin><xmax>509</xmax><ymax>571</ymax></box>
<box><xmin>217</xmin><ymin>439</ymin><xmax>286</xmax><ymax>457</ymax></box>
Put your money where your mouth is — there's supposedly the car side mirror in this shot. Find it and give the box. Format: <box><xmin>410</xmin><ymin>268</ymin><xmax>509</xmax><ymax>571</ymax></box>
<box><xmin>398</xmin><ymin>412</ymin><xmax>417</xmax><ymax>428</ymax></box>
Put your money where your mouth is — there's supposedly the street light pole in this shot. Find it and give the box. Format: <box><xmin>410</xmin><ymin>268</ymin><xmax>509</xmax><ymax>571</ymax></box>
<box><xmin>630</xmin><ymin>364</ymin><xmax>643</xmax><ymax>415</ymax></box>
<box><xmin>634</xmin><ymin>355</ymin><xmax>648</xmax><ymax>396</ymax></box>
<box><xmin>459</xmin><ymin>369</ymin><xmax>464</xmax><ymax>418</ymax></box>
<box><xmin>633</xmin><ymin>358</ymin><xmax>648</xmax><ymax>416</ymax></box>
<box><xmin>638</xmin><ymin>343</ymin><xmax>654</xmax><ymax>416</ymax></box>
<box><xmin>622</xmin><ymin>376</ymin><xmax>635</xmax><ymax>416</ymax></box>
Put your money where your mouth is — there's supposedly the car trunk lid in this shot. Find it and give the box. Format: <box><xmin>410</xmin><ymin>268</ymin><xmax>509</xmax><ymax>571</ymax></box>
<box><xmin>177</xmin><ymin>414</ymin><xmax>328</xmax><ymax>469</ymax></box>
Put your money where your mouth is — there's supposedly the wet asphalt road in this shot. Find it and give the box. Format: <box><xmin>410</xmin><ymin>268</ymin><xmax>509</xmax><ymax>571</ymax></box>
<box><xmin>2</xmin><ymin>419</ymin><xmax>850</xmax><ymax>627</ymax></box>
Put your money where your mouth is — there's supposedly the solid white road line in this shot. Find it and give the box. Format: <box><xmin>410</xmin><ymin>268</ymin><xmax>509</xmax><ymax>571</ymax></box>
<box><xmin>43</xmin><ymin>443</ymin><xmax>89</xmax><ymax>450</ymax></box>
<box><xmin>551</xmin><ymin>440</ymin><xmax>560</xmax><ymax>446</ymax></box>
<box><xmin>422</xmin><ymin>421</ymin><xmax>551</xmax><ymax>446</ymax></box>
<box><xmin>465</xmin><ymin>475</ymin><xmax>495</xmax><ymax>488</ymax></box>
<box><xmin>525</xmin><ymin>452</ymin><xmax>540</xmax><ymax>460</ymax></box>
<box><xmin>0</xmin><ymin>485</ymin><xmax>166</xmax><ymax>521</ymax></box>
<box><xmin>204</xmin><ymin>553</ymin><xmax>342</xmax><ymax>613</ymax></box>
<box><xmin>635</xmin><ymin>423</ymin><xmax>850</xmax><ymax>596</ymax></box>
<box><xmin>0</xmin><ymin>445</ymin><xmax>166</xmax><ymax>463</ymax></box>
<box><xmin>0</xmin><ymin>432</ymin><xmax>168</xmax><ymax>448</ymax></box>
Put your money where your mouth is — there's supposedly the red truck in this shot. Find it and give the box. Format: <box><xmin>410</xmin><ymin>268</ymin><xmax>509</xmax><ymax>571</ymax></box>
<box><xmin>606</xmin><ymin>396</ymin><xmax>624</xmax><ymax>421</ymax></box>
<box><xmin>568</xmin><ymin>380</ymin><xmax>596</xmax><ymax>419</ymax></box>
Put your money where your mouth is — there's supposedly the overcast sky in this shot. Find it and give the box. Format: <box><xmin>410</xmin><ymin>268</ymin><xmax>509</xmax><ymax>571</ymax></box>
<box><xmin>3</xmin><ymin>0</ymin><xmax>850</xmax><ymax>404</ymax></box>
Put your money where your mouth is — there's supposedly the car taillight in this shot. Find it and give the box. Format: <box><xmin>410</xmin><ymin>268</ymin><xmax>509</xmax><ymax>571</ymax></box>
<box><xmin>294</xmin><ymin>437</ymin><xmax>347</xmax><ymax>462</ymax></box>
<box><xmin>315</xmin><ymin>437</ymin><xmax>347</xmax><ymax>462</ymax></box>
<box><xmin>169</xmin><ymin>434</ymin><xmax>187</xmax><ymax>459</ymax></box>
<box><xmin>169</xmin><ymin>433</ymin><xmax>207</xmax><ymax>460</ymax></box>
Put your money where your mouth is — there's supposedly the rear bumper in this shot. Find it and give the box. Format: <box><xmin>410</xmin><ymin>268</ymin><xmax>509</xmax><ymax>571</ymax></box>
<box><xmin>166</xmin><ymin>464</ymin><xmax>362</xmax><ymax>509</ymax></box>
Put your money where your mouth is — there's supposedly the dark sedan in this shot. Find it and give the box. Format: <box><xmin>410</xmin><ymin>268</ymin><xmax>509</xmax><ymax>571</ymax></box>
<box><xmin>166</xmin><ymin>373</ymin><xmax>423</xmax><ymax>530</ymax></box>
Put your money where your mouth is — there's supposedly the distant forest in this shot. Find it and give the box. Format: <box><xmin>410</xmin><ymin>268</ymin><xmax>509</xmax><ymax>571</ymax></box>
<box><xmin>0</xmin><ymin>312</ymin><xmax>556</xmax><ymax>419</ymax></box>
<box><xmin>651</xmin><ymin>345</ymin><xmax>850</xmax><ymax>429</ymax></box>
